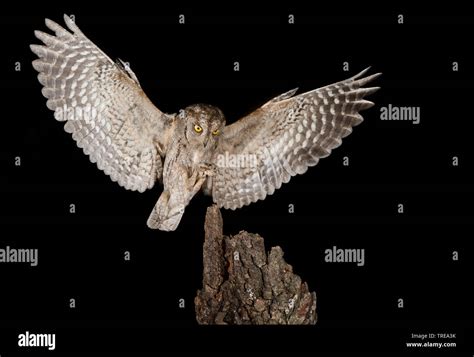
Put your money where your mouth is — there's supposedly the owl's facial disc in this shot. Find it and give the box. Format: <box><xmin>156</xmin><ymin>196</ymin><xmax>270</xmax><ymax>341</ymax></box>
<box><xmin>184</xmin><ymin>104</ymin><xmax>225</xmax><ymax>148</ymax></box>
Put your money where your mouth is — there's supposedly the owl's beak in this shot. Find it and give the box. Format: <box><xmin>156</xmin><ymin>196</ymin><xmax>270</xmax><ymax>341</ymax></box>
<box><xmin>203</xmin><ymin>136</ymin><xmax>210</xmax><ymax>148</ymax></box>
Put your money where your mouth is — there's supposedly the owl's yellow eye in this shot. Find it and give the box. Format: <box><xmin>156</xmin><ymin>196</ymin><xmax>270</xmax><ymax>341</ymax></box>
<box><xmin>212</xmin><ymin>129</ymin><xmax>220</xmax><ymax>136</ymax></box>
<box><xmin>194</xmin><ymin>124</ymin><xmax>203</xmax><ymax>133</ymax></box>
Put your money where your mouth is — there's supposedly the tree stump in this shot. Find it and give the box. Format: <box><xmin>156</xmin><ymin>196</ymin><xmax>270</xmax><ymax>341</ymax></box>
<box><xmin>195</xmin><ymin>205</ymin><xmax>317</xmax><ymax>325</ymax></box>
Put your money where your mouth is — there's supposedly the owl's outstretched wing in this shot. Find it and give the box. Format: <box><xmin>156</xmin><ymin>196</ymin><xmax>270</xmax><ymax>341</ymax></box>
<box><xmin>208</xmin><ymin>68</ymin><xmax>381</xmax><ymax>209</ymax></box>
<box><xmin>31</xmin><ymin>15</ymin><xmax>173</xmax><ymax>192</ymax></box>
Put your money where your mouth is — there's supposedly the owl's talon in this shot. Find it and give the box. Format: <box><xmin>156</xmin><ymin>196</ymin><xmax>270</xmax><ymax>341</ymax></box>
<box><xmin>199</xmin><ymin>163</ymin><xmax>216</xmax><ymax>177</ymax></box>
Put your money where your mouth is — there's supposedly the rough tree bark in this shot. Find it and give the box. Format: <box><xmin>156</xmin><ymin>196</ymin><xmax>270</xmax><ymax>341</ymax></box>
<box><xmin>195</xmin><ymin>205</ymin><xmax>317</xmax><ymax>325</ymax></box>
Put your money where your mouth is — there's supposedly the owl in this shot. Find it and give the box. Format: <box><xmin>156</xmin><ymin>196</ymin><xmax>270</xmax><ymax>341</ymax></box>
<box><xmin>31</xmin><ymin>15</ymin><xmax>381</xmax><ymax>231</ymax></box>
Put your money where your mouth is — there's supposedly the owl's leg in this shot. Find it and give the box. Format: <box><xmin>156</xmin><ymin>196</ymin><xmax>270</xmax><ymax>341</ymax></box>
<box><xmin>186</xmin><ymin>163</ymin><xmax>215</xmax><ymax>200</ymax></box>
<box><xmin>147</xmin><ymin>164</ymin><xmax>216</xmax><ymax>231</ymax></box>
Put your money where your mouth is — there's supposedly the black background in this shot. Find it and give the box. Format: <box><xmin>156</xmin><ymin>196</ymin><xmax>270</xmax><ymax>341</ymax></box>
<box><xmin>0</xmin><ymin>2</ymin><xmax>473</xmax><ymax>355</ymax></box>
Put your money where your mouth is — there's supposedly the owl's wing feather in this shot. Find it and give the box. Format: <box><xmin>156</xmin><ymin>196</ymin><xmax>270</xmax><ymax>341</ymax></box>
<box><xmin>31</xmin><ymin>15</ymin><xmax>172</xmax><ymax>192</ymax></box>
<box><xmin>209</xmin><ymin>69</ymin><xmax>381</xmax><ymax>209</ymax></box>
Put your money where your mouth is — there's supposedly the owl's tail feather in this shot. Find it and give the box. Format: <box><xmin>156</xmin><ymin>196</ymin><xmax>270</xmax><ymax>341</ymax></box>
<box><xmin>147</xmin><ymin>190</ymin><xmax>185</xmax><ymax>231</ymax></box>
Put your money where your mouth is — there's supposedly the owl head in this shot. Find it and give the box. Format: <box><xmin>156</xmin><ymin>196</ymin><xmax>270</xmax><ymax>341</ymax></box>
<box><xmin>181</xmin><ymin>104</ymin><xmax>226</xmax><ymax>149</ymax></box>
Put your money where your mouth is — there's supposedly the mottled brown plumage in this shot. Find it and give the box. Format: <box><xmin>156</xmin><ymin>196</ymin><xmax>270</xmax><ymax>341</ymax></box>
<box><xmin>31</xmin><ymin>15</ymin><xmax>381</xmax><ymax>231</ymax></box>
